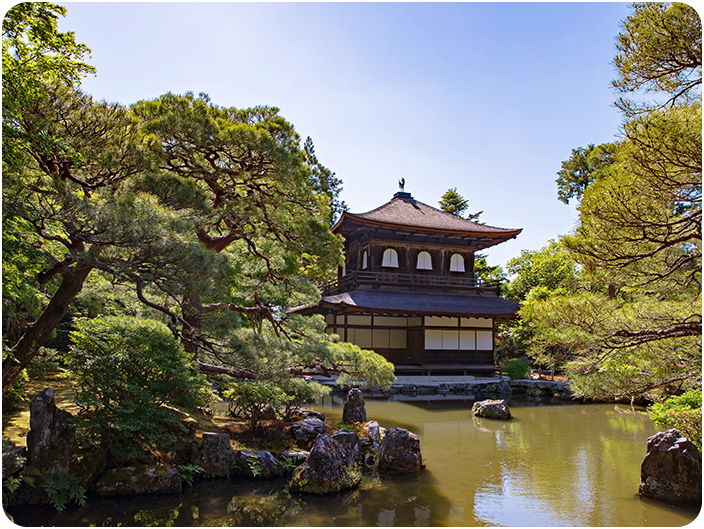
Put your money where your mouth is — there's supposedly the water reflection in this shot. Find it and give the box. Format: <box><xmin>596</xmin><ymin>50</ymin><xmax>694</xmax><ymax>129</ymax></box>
<box><xmin>8</xmin><ymin>398</ymin><xmax>699</xmax><ymax>526</ymax></box>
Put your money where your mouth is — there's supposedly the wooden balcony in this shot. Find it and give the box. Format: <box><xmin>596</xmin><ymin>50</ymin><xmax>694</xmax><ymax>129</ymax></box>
<box><xmin>321</xmin><ymin>270</ymin><xmax>501</xmax><ymax>295</ymax></box>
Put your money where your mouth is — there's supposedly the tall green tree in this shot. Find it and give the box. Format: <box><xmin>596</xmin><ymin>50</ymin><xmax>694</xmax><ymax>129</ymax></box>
<box><xmin>505</xmin><ymin>240</ymin><xmax>581</xmax><ymax>303</ymax></box>
<box><xmin>439</xmin><ymin>187</ymin><xmax>483</xmax><ymax>222</ymax></box>
<box><xmin>613</xmin><ymin>2</ymin><xmax>701</xmax><ymax>116</ymax></box>
<box><xmin>555</xmin><ymin>143</ymin><xmax>617</xmax><ymax>204</ymax></box>
<box><xmin>524</xmin><ymin>2</ymin><xmax>701</xmax><ymax>401</ymax></box>
<box><xmin>1</xmin><ymin>4</ymin><xmax>178</xmax><ymax>390</ymax></box>
<box><xmin>126</xmin><ymin>93</ymin><xmax>393</xmax><ymax>386</ymax></box>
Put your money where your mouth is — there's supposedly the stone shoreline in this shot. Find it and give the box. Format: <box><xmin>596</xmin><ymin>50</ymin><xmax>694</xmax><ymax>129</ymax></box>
<box><xmin>328</xmin><ymin>377</ymin><xmax>571</xmax><ymax>400</ymax></box>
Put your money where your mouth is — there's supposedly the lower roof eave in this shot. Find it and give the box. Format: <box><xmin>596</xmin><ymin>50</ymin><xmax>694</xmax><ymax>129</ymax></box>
<box><xmin>315</xmin><ymin>300</ymin><xmax>518</xmax><ymax>320</ymax></box>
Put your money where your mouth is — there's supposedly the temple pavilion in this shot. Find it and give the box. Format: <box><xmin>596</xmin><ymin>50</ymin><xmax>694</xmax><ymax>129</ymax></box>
<box><xmin>294</xmin><ymin>189</ymin><xmax>522</xmax><ymax>377</ymax></box>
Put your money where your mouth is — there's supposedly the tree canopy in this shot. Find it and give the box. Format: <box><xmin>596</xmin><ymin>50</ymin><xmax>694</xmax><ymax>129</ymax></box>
<box><xmin>1</xmin><ymin>3</ymin><xmax>394</xmax><ymax>395</ymax></box>
<box><xmin>521</xmin><ymin>2</ymin><xmax>701</xmax><ymax>402</ymax></box>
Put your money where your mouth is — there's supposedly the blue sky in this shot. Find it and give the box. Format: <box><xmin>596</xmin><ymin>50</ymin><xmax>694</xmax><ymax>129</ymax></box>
<box><xmin>56</xmin><ymin>1</ymin><xmax>633</xmax><ymax>268</ymax></box>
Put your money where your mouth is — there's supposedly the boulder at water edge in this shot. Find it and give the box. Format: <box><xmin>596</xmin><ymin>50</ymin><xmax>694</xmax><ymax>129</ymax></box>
<box><xmin>360</xmin><ymin>421</ymin><xmax>383</xmax><ymax>450</ymax></box>
<box><xmin>290</xmin><ymin>416</ymin><xmax>325</xmax><ymax>449</ymax></box>
<box><xmin>342</xmin><ymin>388</ymin><xmax>367</xmax><ymax>423</ymax></box>
<box><xmin>638</xmin><ymin>429</ymin><xmax>702</xmax><ymax>506</ymax></box>
<box><xmin>93</xmin><ymin>465</ymin><xmax>182</xmax><ymax>496</ymax></box>
<box><xmin>376</xmin><ymin>427</ymin><xmax>424</xmax><ymax>473</ymax></box>
<box><xmin>192</xmin><ymin>432</ymin><xmax>235</xmax><ymax>477</ymax></box>
<box><xmin>289</xmin><ymin>434</ymin><xmax>361</xmax><ymax>494</ymax></box>
<box><xmin>332</xmin><ymin>429</ymin><xmax>361</xmax><ymax>465</ymax></box>
<box><xmin>27</xmin><ymin>388</ymin><xmax>75</xmax><ymax>474</ymax></box>
<box><xmin>236</xmin><ymin>450</ymin><xmax>284</xmax><ymax>478</ymax></box>
<box><xmin>472</xmin><ymin>399</ymin><xmax>511</xmax><ymax>420</ymax></box>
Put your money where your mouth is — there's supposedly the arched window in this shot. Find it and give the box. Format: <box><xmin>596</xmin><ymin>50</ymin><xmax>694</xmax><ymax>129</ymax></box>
<box><xmin>382</xmin><ymin>248</ymin><xmax>399</xmax><ymax>268</ymax></box>
<box><xmin>450</xmin><ymin>253</ymin><xmax>465</xmax><ymax>272</ymax></box>
<box><xmin>362</xmin><ymin>250</ymin><xmax>368</xmax><ymax>270</ymax></box>
<box><xmin>416</xmin><ymin>251</ymin><xmax>432</xmax><ymax>270</ymax></box>
<box><xmin>341</xmin><ymin>261</ymin><xmax>347</xmax><ymax>276</ymax></box>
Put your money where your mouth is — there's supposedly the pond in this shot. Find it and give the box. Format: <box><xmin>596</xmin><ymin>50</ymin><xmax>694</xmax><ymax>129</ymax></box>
<box><xmin>8</xmin><ymin>396</ymin><xmax>700</xmax><ymax>526</ymax></box>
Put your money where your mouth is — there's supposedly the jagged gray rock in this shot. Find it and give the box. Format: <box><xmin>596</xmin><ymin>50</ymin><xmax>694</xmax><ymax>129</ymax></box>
<box><xmin>192</xmin><ymin>432</ymin><xmax>235</xmax><ymax>476</ymax></box>
<box><xmin>342</xmin><ymin>388</ymin><xmax>367</xmax><ymax>423</ymax></box>
<box><xmin>26</xmin><ymin>388</ymin><xmax>75</xmax><ymax>474</ymax></box>
<box><xmin>288</xmin><ymin>406</ymin><xmax>325</xmax><ymax>422</ymax></box>
<box><xmin>280</xmin><ymin>450</ymin><xmax>309</xmax><ymax>467</ymax></box>
<box><xmin>376</xmin><ymin>427</ymin><xmax>424</xmax><ymax>473</ymax></box>
<box><xmin>639</xmin><ymin>429</ymin><xmax>702</xmax><ymax>506</ymax></box>
<box><xmin>236</xmin><ymin>450</ymin><xmax>283</xmax><ymax>478</ymax></box>
<box><xmin>472</xmin><ymin>399</ymin><xmax>511</xmax><ymax>420</ymax></box>
<box><xmin>360</xmin><ymin>421</ymin><xmax>382</xmax><ymax>450</ymax></box>
<box><xmin>290</xmin><ymin>417</ymin><xmax>325</xmax><ymax>449</ymax></box>
<box><xmin>332</xmin><ymin>429</ymin><xmax>361</xmax><ymax>465</ymax></box>
<box><xmin>289</xmin><ymin>434</ymin><xmax>361</xmax><ymax>494</ymax></box>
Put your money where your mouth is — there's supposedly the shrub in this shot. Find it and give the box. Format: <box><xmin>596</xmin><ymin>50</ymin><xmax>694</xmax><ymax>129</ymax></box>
<box><xmin>648</xmin><ymin>389</ymin><xmax>702</xmax><ymax>449</ymax></box>
<box><xmin>224</xmin><ymin>381</ymin><xmax>287</xmax><ymax>428</ymax></box>
<box><xmin>2</xmin><ymin>368</ymin><xmax>29</xmax><ymax>410</ymax></box>
<box><xmin>66</xmin><ymin>316</ymin><xmax>211</xmax><ymax>462</ymax></box>
<box><xmin>279</xmin><ymin>377</ymin><xmax>330</xmax><ymax>420</ymax></box>
<box><xmin>502</xmin><ymin>358</ymin><xmax>531</xmax><ymax>380</ymax></box>
<box><xmin>224</xmin><ymin>377</ymin><xmax>330</xmax><ymax>427</ymax></box>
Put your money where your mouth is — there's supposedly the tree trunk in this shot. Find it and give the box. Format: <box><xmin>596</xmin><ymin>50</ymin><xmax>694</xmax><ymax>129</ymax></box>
<box><xmin>2</xmin><ymin>263</ymin><xmax>94</xmax><ymax>392</ymax></box>
<box><xmin>181</xmin><ymin>289</ymin><xmax>203</xmax><ymax>359</ymax></box>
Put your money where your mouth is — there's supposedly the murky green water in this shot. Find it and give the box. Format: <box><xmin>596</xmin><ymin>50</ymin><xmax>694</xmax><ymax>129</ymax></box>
<box><xmin>9</xmin><ymin>397</ymin><xmax>700</xmax><ymax>526</ymax></box>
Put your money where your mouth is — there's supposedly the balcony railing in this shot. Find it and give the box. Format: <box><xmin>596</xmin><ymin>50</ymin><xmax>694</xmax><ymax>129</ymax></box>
<box><xmin>321</xmin><ymin>270</ymin><xmax>501</xmax><ymax>295</ymax></box>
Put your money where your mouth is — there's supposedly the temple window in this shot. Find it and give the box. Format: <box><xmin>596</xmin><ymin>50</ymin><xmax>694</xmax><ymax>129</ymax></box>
<box><xmin>382</xmin><ymin>248</ymin><xmax>399</xmax><ymax>268</ymax></box>
<box><xmin>416</xmin><ymin>251</ymin><xmax>432</xmax><ymax>270</ymax></box>
<box><xmin>362</xmin><ymin>250</ymin><xmax>368</xmax><ymax>269</ymax></box>
<box><xmin>449</xmin><ymin>253</ymin><xmax>465</xmax><ymax>272</ymax></box>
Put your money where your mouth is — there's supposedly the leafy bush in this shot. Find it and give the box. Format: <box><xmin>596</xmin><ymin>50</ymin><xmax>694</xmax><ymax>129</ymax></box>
<box><xmin>224</xmin><ymin>377</ymin><xmax>330</xmax><ymax>427</ymax></box>
<box><xmin>279</xmin><ymin>377</ymin><xmax>330</xmax><ymax>420</ymax></box>
<box><xmin>40</xmin><ymin>472</ymin><xmax>87</xmax><ymax>511</ymax></box>
<box><xmin>648</xmin><ymin>389</ymin><xmax>702</xmax><ymax>449</ymax></box>
<box><xmin>502</xmin><ymin>358</ymin><xmax>531</xmax><ymax>380</ymax></box>
<box><xmin>66</xmin><ymin>316</ymin><xmax>211</xmax><ymax>462</ymax></box>
<box><xmin>224</xmin><ymin>381</ymin><xmax>287</xmax><ymax>428</ymax></box>
<box><xmin>2</xmin><ymin>368</ymin><xmax>29</xmax><ymax>410</ymax></box>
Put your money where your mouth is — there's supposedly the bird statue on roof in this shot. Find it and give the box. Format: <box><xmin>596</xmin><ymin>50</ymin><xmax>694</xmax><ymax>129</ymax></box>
<box><xmin>398</xmin><ymin>178</ymin><xmax>405</xmax><ymax>192</ymax></box>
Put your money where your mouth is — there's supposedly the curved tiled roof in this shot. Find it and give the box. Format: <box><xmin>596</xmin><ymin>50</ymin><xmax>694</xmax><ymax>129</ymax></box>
<box><xmin>334</xmin><ymin>194</ymin><xmax>521</xmax><ymax>237</ymax></box>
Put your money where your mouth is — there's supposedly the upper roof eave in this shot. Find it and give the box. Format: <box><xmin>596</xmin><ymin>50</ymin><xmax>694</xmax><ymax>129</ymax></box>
<box><xmin>333</xmin><ymin>211</ymin><xmax>522</xmax><ymax>240</ymax></box>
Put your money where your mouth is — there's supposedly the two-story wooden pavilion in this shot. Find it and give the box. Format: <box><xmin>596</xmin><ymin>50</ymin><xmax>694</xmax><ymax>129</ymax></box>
<box><xmin>293</xmin><ymin>189</ymin><xmax>522</xmax><ymax>377</ymax></box>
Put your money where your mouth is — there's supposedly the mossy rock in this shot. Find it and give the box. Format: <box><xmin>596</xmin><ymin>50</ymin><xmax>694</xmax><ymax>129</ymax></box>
<box><xmin>93</xmin><ymin>465</ymin><xmax>182</xmax><ymax>496</ymax></box>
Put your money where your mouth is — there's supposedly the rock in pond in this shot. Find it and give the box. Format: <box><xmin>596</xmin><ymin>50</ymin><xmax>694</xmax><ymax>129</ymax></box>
<box><xmin>472</xmin><ymin>399</ymin><xmax>511</xmax><ymax>420</ymax></box>
<box><xmin>342</xmin><ymin>388</ymin><xmax>367</xmax><ymax>424</ymax></box>
<box><xmin>332</xmin><ymin>429</ymin><xmax>361</xmax><ymax>465</ymax></box>
<box><xmin>280</xmin><ymin>450</ymin><xmax>309</xmax><ymax>467</ymax></box>
<box><xmin>360</xmin><ymin>421</ymin><xmax>383</xmax><ymax>451</ymax></box>
<box><xmin>289</xmin><ymin>434</ymin><xmax>361</xmax><ymax>494</ymax></box>
<box><xmin>236</xmin><ymin>450</ymin><xmax>283</xmax><ymax>478</ymax></box>
<box><xmin>288</xmin><ymin>406</ymin><xmax>325</xmax><ymax>422</ymax></box>
<box><xmin>376</xmin><ymin>427</ymin><xmax>424</xmax><ymax>474</ymax></box>
<box><xmin>27</xmin><ymin>388</ymin><xmax>75</xmax><ymax>474</ymax></box>
<box><xmin>93</xmin><ymin>465</ymin><xmax>182</xmax><ymax>496</ymax></box>
<box><xmin>192</xmin><ymin>432</ymin><xmax>235</xmax><ymax>477</ymax></box>
<box><xmin>290</xmin><ymin>417</ymin><xmax>325</xmax><ymax>449</ymax></box>
<box><xmin>638</xmin><ymin>429</ymin><xmax>702</xmax><ymax>506</ymax></box>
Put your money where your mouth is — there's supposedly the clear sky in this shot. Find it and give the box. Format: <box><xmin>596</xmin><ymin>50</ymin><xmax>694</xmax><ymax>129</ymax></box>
<box><xmin>55</xmin><ymin>1</ymin><xmax>633</xmax><ymax>269</ymax></box>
